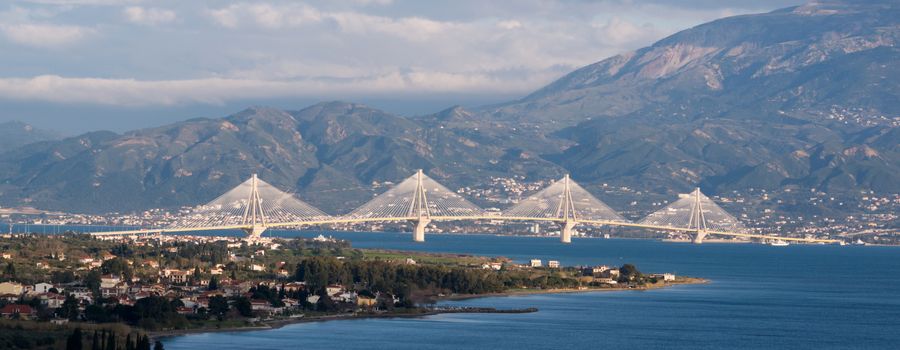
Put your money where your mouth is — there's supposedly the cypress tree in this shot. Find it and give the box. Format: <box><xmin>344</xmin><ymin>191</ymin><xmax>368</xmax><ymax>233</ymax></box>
<box><xmin>66</xmin><ymin>328</ymin><xmax>84</xmax><ymax>350</ymax></box>
<box><xmin>137</xmin><ymin>335</ymin><xmax>151</xmax><ymax>350</ymax></box>
<box><xmin>92</xmin><ymin>331</ymin><xmax>101</xmax><ymax>350</ymax></box>
<box><xmin>126</xmin><ymin>334</ymin><xmax>134</xmax><ymax>350</ymax></box>
<box><xmin>153</xmin><ymin>340</ymin><xmax>165</xmax><ymax>350</ymax></box>
<box><xmin>106</xmin><ymin>331</ymin><xmax>116</xmax><ymax>350</ymax></box>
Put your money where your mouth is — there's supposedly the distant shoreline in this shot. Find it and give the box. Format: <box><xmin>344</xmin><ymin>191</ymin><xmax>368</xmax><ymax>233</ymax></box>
<box><xmin>152</xmin><ymin>277</ymin><xmax>707</xmax><ymax>340</ymax></box>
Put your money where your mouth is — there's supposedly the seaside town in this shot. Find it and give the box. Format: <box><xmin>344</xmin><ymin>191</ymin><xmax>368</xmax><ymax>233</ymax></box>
<box><xmin>0</xmin><ymin>232</ymin><xmax>692</xmax><ymax>348</ymax></box>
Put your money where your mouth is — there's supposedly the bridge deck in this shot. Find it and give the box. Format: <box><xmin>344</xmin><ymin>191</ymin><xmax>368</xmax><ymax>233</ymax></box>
<box><xmin>87</xmin><ymin>215</ymin><xmax>839</xmax><ymax>244</ymax></box>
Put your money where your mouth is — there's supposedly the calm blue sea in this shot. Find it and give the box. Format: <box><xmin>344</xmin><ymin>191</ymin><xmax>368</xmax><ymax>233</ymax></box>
<box><xmin>156</xmin><ymin>231</ymin><xmax>900</xmax><ymax>350</ymax></box>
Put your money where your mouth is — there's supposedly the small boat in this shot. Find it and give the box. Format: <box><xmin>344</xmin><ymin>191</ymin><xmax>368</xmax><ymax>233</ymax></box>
<box><xmin>768</xmin><ymin>240</ymin><xmax>789</xmax><ymax>246</ymax></box>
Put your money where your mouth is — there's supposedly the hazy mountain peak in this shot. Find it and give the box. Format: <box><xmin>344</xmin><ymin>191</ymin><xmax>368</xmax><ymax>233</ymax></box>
<box><xmin>0</xmin><ymin>120</ymin><xmax>61</xmax><ymax>153</ymax></box>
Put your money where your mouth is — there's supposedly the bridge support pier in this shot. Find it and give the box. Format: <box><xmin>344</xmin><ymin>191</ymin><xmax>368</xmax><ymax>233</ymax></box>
<box><xmin>561</xmin><ymin>220</ymin><xmax>576</xmax><ymax>244</ymax></box>
<box><xmin>243</xmin><ymin>225</ymin><xmax>268</xmax><ymax>242</ymax></box>
<box><xmin>692</xmin><ymin>230</ymin><xmax>708</xmax><ymax>244</ymax></box>
<box><xmin>413</xmin><ymin>218</ymin><xmax>431</xmax><ymax>242</ymax></box>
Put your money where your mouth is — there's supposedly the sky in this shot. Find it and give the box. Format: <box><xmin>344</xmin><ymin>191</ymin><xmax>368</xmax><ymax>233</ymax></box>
<box><xmin>0</xmin><ymin>0</ymin><xmax>801</xmax><ymax>134</ymax></box>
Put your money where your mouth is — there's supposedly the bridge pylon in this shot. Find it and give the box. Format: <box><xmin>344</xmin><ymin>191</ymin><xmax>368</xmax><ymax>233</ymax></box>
<box><xmin>503</xmin><ymin>174</ymin><xmax>628</xmax><ymax>243</ymax></box>
<box><xmin>687</xmin><ymin>188</ymin><xmax>708</xmax><ymax>244</ymax></box>
<box><xmin>639</xmin><ymin>187</ymin><xmax>747</xmax><ymax>244</ymax></box>
<box><xmin>241</xmin><ymin>174</ymin><xmax>268</xmax><ymax>240</ymax></box>
<box><xmin>347</xmin><ymin>169</ymin><xmax>483</xmax><ymax>242</ymax></box>
<box><xmin>559</xmin><ymin>175</ymin><xmax>578</xmax><ymax>243</ymax></box>
<box><xmin>410</xmin><ymin>169</ymin><xmax>431</xmax><ymax>242</ymax></box>
<box><xmin>163</xmin><ymin>173</ymin><xmax>328</xmax><ymax>240</ymax></box>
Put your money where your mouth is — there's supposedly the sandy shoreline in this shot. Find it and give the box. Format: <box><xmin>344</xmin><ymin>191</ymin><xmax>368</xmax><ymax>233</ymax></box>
<box><xmin>150</xmin><ymin>278</ymin><xmax>708</xmax><ymax>340</ymax></box>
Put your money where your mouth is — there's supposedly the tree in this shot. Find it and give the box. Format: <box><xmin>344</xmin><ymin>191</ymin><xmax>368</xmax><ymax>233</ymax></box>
<box><xmin>52</xmin><ymin>270</ymin><xmax>77</xmax><ymax>284</ymax></box>
<box><xmin>3</xmin><ymin>262</ymin><xmax>15</xmax><ymax>280</ymax></box>
<box><xmin>208</xmin><ymin>296</ymin><xmax>229</xmax><ymax>320</ymax></box>
<box><xmin>101</xmin><ymin>258</ymin><xmax>134</xmax><ymax>281</ymax></box>
<box><xmin>619</xmin><ymin>264</ymin><xmax>642</xmax><ymax>283</ymax></box>
<box><xmin>208</xmin><ymin>276</ymin><xmax>219</xmax><ymax>291</ymax></box>
<box><xmin>105</xmin><ymin>331</ymin><xmax>116</xmax><ymax>350</ymax></box>
<box><xmin>92</xmin><ymin>331</ymin><xmax>101</xmax><ymax>350</ymax></box>
<box><xmin>66</xmin><ymin>328</ymin><xmax>83</xmax><ymax>350</ymax></box>
<box><xmin>60</xmin><ymin>294</ymin><xmax>81</xmax><ymax>320</ymax></box>
<box><xmin>137</xmin><ymin>335</ymin><xmax>151</xmax><ymax>350</ymax></box>
<box><xmin>154</xmin><ymin>340</ymin><xmax>165</xmax><ymax>350</ymax></box>
<box><xmin>233</xmin><ymin>297</ymin><xmax>253</xmax><ymax>317</ymax></box>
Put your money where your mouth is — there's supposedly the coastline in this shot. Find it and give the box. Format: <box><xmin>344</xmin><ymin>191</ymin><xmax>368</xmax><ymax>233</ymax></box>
<box><xmin>151</xmin><ymin>277</ymin><xmax>708</xmax><ymax>340</ymax></box>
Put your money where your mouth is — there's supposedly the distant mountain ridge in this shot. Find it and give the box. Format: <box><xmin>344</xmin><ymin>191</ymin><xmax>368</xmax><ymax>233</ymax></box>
<box><xmin>0</xmin><ymin>121</ymin><xmax>61</xmax><ymax>153</ymax></box>
<box><xmin>0</xmin><ymin>0</ymin><xmax>896</xmax><ymax>215</ymax></box>
<box><xmin>484</xmin><ymin>0</ymin><xmax>898</xmax><ymax>127</ymax></box>
<box><xmin>0</xmin><ymin>103</ymin><xmax>562</xmax><ymax>213</ymax></box>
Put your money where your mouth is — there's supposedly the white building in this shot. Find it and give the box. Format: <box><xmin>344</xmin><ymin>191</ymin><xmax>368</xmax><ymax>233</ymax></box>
<box><xmin>34</xmin><ymin>283</ymin><xmax>54</xmax><ymax>293</ymax></box>
<box><xmin>530</xmin><ymin>259</ymin><xmax>542</xmax><ymax>268</ymax></box>
<box><xmin>548</xmin><ymin>260</ymin><xmax>560</xmax><ymax>268</ymax></box>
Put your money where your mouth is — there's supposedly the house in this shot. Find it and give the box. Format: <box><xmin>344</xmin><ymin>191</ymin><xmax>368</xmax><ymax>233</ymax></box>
<box><xmin>530</xmin><ymin>259</ymin><xmax>542</xmax><ymax>268</ymax></box>
<box><xmin>0</xmin><ymin>282</ymin><xmax>24</xmax><ymax>295</ymax></box>
<box><xmin>101</xmin><ymin>282</ymin><xmax>129</xmax><ymax>298</ymax></box>
<box><xmin>251</xmin><ymin>299</ymin><xmax>273</xmax><ymax>312</ymax></box>
<box><xmin>306</xmin><ymin>295</ymin><xmax>320</xmax><ymax>304</ymax></box>
<box><xmin>325</xmin><ymin>284</ymin><xmax>344</xmax><ymax>296</ymax></box>
<box><xmin>1</xmin><ymin>252</ymin><xmax>11</xmax><ymax>259</ymax></box>
<box><xmin>78</xmin><ymin>256</ymin><xmax>95</xmax><ymax>264</ymax></box>
<box><xmin>650</xmin><ymin>273</ymin><xmax>675</xmax><ymax>282</ymax></box>
<box><xmin>281</xmin><ymin>298</ymin><xmax>300</xmax><ymax>308</ymax></box>
<box><xmin>482</xmin><ymin>262</ymin><xmax>502</xmax><ymax>270</ymax></box>
<box><xmin>176</xmin><ymin>307</ymin><xmax>194</xmax><ymax>315</ymax></box>
<box><xmin>34</xmin><ymin>282</ymin><xmax>54</xmax><ymax>294</ymax></box>
<box><xmin>0</xmin><ymin>293</ymin><xmax>19</xmax><ymax>303</ymax></box>
<box><xmin>333</xmin><ymin>291</ymin><xmax>357</xmax><ymax>303</ymax></box>
<box><xmin>100</xmin><ymin>275</ymin><xmax>121</xmax><ymax>289</ymax></box>
<box><xmin>41</xmin><ymin>293</ymin><xmax>67</xmax><ymax>308</ymax></box>
<box><xmin>167</xmin><ymin>270</ymin><xmax>191</xmax><ymax>284</ymax></box>
<box><xmin>595</xmin><ymin>278</ymin><xmax>617</xmax><ymax>285</ymax></box>
<box><xmin>0</xmin><ymin>304</ymin><xmax>35</xmax><ymax>318</ymax></box>
<box><xmin>276</xmin><ymin>269</ymin><xmax>291</xmax><ymax>278</ymax></box>
<box><xmin>210</xmin><ymin>267</ymin><xmax>223</xmax><ymax>275</ymax></box>
<box><xmin>548</xmin><ymin>260</ymin><xmax>560</xmax><ymax>268</ymax></box>
<box><xmin>101</xmin><ymin>252</ymin><xmax>117</xmax><ymax>261</ymax></box>
<box><xmin>404</xmin><ymin>258</ymin><xmax>416</xmax><ymax>265</ymax></box>
<box><xmin>583</xmin><ymin>266</ymin><xmax>619</xmax><ymax>279</ymax></box>
<box><xmin>281</xmin><ymin>282</ymin><xmax>305</xmax><ymax>292</ymax></box>
<box><xmin>357</xmin><ymin>295</ymin><xmax>377</xmax><ymax>307</ymax></box>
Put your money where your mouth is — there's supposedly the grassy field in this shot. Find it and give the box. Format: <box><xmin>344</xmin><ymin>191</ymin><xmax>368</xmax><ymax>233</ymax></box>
<box><xmin>360</xmin><ymin>249</ymin><xmax>501</xmax><ymax>266</ymax></box>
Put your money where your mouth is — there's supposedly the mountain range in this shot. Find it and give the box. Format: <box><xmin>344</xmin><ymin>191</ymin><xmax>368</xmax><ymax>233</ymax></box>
<box><xmin>0</xmin><ymin>0</ymin><xmax>896</xmax><ymax>215</ymax></box>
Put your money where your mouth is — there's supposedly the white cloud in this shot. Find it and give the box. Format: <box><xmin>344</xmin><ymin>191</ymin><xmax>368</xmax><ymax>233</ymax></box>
<box><xmin>593</xmin><ymin>17</ymin><xmax>661</xmax><ymax>45</ymax></box>
<box><xmin>0</xmin><ymin>23</ymin><xmax>91</xmax><ymax>48</ymax></box>
<box><xmin>207</xmin><ymin>2</ymin><xmax>450</xmax><ymax>41</ymax></box>
<box><xmin>123</xmin><ymin>6</ymin><xmax>176</xmax><ymax>25</ymax></box>
<box><xmin>496</xmin><ymin>20</ymin><xmax>522</xmax><ymax>30</ymax></box>
<box><xmin>0</xmin><ymin>72</ymin><xmax>554</xmax><ymax>106</ymax></box>
<box><xmin>18</xmin><ymin>0</ymin><xmax>141</xmax><ymax>5</ymax></box>
<box><xmin>0</xmin><ymin>1</ymin><xmax>793</xmax><ymax>109</ymax></box>
<box><xmin>208</xmin><ymin>3</ymin><xmax>322</xmax><ymax>29</ymax></box>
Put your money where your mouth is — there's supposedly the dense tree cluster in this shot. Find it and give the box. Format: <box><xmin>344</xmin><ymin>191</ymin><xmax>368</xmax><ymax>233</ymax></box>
<box><xmin>294</xmin><ymin>256</ymin><xmax>582</xmax><ymax>300</ymax></box>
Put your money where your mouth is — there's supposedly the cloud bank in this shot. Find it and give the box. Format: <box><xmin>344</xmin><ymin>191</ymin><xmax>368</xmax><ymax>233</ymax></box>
<box><xmin>0</xmin><ymin>0</ymin><xmax>796</xmax><ymax>106</ymax></box>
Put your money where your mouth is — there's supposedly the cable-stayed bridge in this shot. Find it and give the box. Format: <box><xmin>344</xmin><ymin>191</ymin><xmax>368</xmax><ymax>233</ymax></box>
<box><xmin>90</xmin><ymin>171</ymin><xmax>838</xmax><ymax>244</ymax></box>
